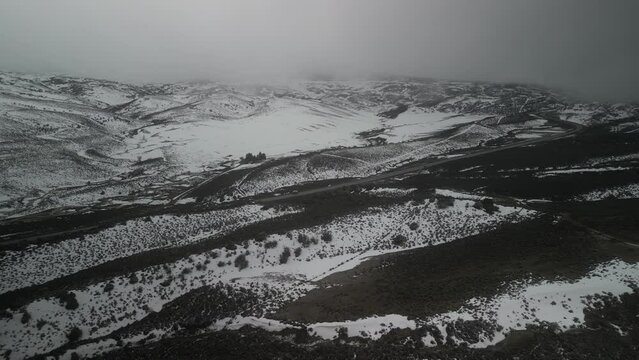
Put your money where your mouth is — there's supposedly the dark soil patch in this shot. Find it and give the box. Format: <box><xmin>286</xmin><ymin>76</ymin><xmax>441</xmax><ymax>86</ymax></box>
<box><xmin>539</xmin><ymin>199</ymin><xmax>639</xmax><ymax>246</ymax></box>
<box><xmin>89</xmin><ymin>290</ymin><xmax>639</xmax><ymax>360</ymax></box>
<box><xmin>400</xmin><ymin>128</ymin><xmax>639</xmax><ymax>201</ymax></box>
<box><xmin>403</xmin><ymin>169</ymin><xmax>638</xmax><ymax>201</ymax></box>
<box><xmin>274</xmin><ymin>215</ymin><xmax>633</xmax><ymax>323</ymax></box>
<box><xmin>440</xmin><ymin>126</ymin><xmax>639</xmax><ymax>172</ymax></box>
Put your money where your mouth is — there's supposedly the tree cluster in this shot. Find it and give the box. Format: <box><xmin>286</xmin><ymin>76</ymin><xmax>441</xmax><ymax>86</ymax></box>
<box><xmin>241</xmin><ymin>152</ymin><xmax>266</xmax><ymax>164</ymax></box>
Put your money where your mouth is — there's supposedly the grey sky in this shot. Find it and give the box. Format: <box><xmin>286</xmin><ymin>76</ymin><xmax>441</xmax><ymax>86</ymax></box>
<box><xmin>1</xmin><ymin>0</ymin><xmax>637</xmax><ymax>101</ymax></box>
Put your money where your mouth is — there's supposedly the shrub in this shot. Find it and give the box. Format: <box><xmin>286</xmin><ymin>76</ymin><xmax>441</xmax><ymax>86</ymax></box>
<box><xmin>128</xmin><ymin>273</ymin><xmax>139</xmax><ymax>284</ymax></box>
<box><xmin>255</xmin><ymin>233</ymin><xmax>267</xmax><ymax>242</ymax></box>
<box><xmin>297</xmin><ymin>234</ymin><xmax>311</xmax><ymax>247</ymax></box>
<box><xmin>337</xmin><ymin>327</ymin><xmax>349</xmax><ymax>340</ymax></box>
<box><xmin>264</xmin><ymin>240</ymin><xmax>278</xmax><ymax>249</ymax></box>
<box><xmin>103</xmin><ymin>282</ymin><xmax>114</xmax><ymax>293</ymax></box>
<box><xmin>67</xmin><ymin>326</ymin><xmax>82</xmax><ymax>342</ymax></box>
<box><xmin>58</xmin><ymin>292</ymin><xmax>79</xmax><ymax>310</ymax></box>
<box><xmin>481</xmin><ymin>198</ymin><xmax>497</xmax><ymax>214</ymax></box>
<box><xmin>321</xmin><ymin>231</ymin><xmax>333</xmax><ymax>243</ymax></box>
<box><xmin>392</xmin><ymin>234</ymin><xmax>408</xmax><ymax>246</ymax></box>
<box><xmin>218</xmin><ymin>261</ymin><xmax>226</xmax><ymax>267</ymax></box>
<box><xmin>279</xmin><ymin>247</ymin><xmax>291</xmax><ymax>264</ymax></box>
<box><xmin>409</xmin><ymin>222</ymin><xmax>419</xmax><ymax>231</ymax></box>
<box><xmin>436</xmin><ymin>196</ymin><xmax>455</xmax><ymax>209</ymax></box>
<box><xmin>160</xmin><ymin>277</ymin><xmax>173</xmax><ymax>287</ymax></box>
<box><xmin>293</xmin><ymin>327</ymin><xmax>311</xmax><ymax>344</ymax></box>
<box><xmin>294</xmin><ymin>247</ymin><xmax>302</xmax><ymax>257</ymax></box>
<box><xmin>20</xmin><ymin>311</ymin><xmax>31</xmax><ymax>324</ymax></box>
<box><xmin>234</xmin><ymin>254</ymin><xmax>249</xmax><ymax>270</ymax></box>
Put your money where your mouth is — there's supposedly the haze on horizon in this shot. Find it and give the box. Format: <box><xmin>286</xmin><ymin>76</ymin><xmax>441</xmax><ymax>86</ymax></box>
<box><xmin>0</xmin><ymin>0</ymin><xmax>637</xmax><ymax>102</ymax></box>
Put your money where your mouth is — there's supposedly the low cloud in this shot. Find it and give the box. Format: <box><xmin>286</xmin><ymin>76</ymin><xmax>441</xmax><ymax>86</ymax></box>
<box><xmin>1</xmin><ymin>0</ymin><xmax>637</xmax><ymax>101</ymax></box>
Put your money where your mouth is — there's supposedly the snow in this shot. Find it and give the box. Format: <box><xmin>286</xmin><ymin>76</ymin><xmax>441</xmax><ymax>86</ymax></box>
<box><xmin>4</xmin><ymin>73</ymin><xmax>639</xmax><ymax>357</ymax></box>
<box><xmin>536</xmin><ymin>166</ymin><xmax>631</xmax><ymax>177</ymax></box>
<box><xmin>5</xmin><ymin>73</ymin><xmax>619</xmax><ymax>218</ymax></box>
<box><xmin>573</xmin><ymin>183</ymin><xmax>639</xmax><ymax>201</ymax></box>
<box><xmin>175</xmin><ymin>197</ymin><xmax>196</xmax><ymax>204</ymax></box>
<box><xmin>558</xmin><ymin>104</ymin><xmax>636</xmax><ymax>125</ymax></box>
<box><xmin>362</xmin><ymin>187</ymin><xmax>417</xmax><ymax>197</ymax></box>
<box><xmin>118</xmin><ymin>99</ymin><xmax>372</xmax><ymax>172</ymax></box>
<box><xmin>435</xmin><ymin>188</ymin><xmax>483</xmax><ymax>200</ymax></box>
<box><xmin>309</xmin><ymin>314</ymin><xmax>416</xmax><ymax>340</ymax></box>
<box><xmin>0</xmin><ymin>191</ymin><xmax>535</xmax><ymax>359</ymax></box>
<box><xmin>514</xmin><ymin>132</ymin><xmax>543</xmax><ymax>139</ymax></box>
<box><xmin>213</xmin><ymin>313</ymin><xmax>416</xmax><ymax>341</ymax></box>
<box><xmin>584</xmin><ymin>153</ymin><xmax>639</xmax><ymax>166</ymax></box>
<box><xmin>380</xmin><ymin>110</ymin><xmax>485</xmax><ymax>141</ymax></box>
<box><xmin>232</xmin><ymin>124</ymin><xmax>504</xmax><ymax>199</ymax></box>
<box><xmin>418</xmin><ymin>259</ymin><xmax>639</xmax><ymax>348</ymax></box>
<box><xmin>118</xmin><ymin>100</ymin><xmax>487</xmax><ymax>174</ymax></box>
<box><xmin>0</xmin><ymin>205</ymin><xmax>301</xmax><ymax>294</ymax></box>
<box><xmin>40</xmin><ymin>259</ymin><xmax>638</xmax><ymax>359</ymax></box>
<box><xmin>85</xmin><ymin>86</ymin><xmax>134</xmax><ymax>107</ymax></box>
<box><xmin>211</xmin><ymin>316</ymin><xmax>290</xmax><ymax>332</ymax></box>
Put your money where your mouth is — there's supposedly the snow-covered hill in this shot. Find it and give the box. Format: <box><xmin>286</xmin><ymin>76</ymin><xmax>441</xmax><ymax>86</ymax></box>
<box><xmin>1</xmin><ymin>71</ymin><xmax>637</xmax><ymax>218</ymax></box>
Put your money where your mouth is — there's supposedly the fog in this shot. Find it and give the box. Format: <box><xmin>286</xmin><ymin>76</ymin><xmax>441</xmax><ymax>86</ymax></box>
<box><xmin>1</xmin><ymin>0</ymin><xmax>637</xmax><ymax>101</ymax></box>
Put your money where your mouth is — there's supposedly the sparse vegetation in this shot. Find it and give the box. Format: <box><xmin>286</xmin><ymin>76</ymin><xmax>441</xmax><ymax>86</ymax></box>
<box><xmin>4</xmin><ymin>74</ymin><xmax>638</xmax><ymax>360</ymax></box>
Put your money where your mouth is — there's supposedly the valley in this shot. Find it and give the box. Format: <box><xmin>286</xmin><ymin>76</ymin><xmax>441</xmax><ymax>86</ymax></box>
<box><xmin>0</xmin><ymin>72</ymin><xmax>638</xmax><ymax>359</ymax></box>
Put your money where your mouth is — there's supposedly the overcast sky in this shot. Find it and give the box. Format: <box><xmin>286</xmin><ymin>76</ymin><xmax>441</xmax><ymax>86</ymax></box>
<box><xmin>1</xmin><ymin>0</ymin><xmax>637</xmax><ymax>101</ymax></box>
